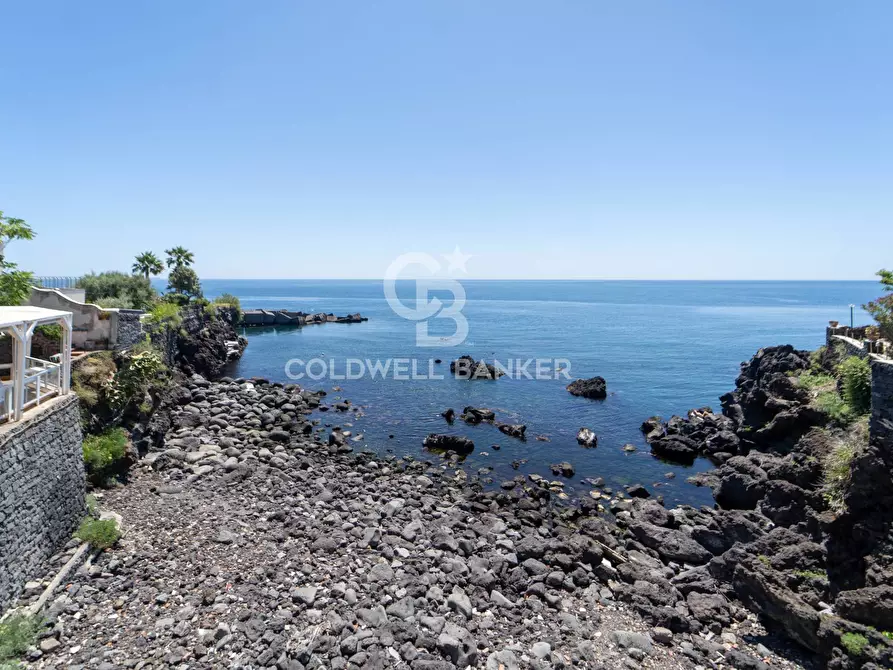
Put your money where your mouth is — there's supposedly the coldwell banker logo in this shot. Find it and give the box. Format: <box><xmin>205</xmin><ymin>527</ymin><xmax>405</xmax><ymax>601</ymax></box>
<box><xmin>383</xmin><ymin>247</ymin><xmax>471</xmax><ymax>347</ymax></box>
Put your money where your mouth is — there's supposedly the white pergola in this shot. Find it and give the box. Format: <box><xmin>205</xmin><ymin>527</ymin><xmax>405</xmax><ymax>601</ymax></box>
<box><xmin>0</xmin><ymin>306</ymin><xmax>72</xmax><ymax>423</ymax></box>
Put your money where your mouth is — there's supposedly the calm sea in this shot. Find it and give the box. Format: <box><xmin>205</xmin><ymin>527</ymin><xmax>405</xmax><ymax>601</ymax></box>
<box><xmin>194</xmin><ymin>279</ymin><xmax>878</xmax><ymax>507</ymax></box>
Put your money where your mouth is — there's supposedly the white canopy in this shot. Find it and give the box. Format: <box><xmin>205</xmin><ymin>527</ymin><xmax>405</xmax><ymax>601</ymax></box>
<box><xmin>0</xmin><ymin>306</ymin><xmax>73</xmax><ymax>422</ymax></box>
<box><xmin>0</xmin><ymin>306</ymin><xmax>74</xmax><ymax>331</ymax></box>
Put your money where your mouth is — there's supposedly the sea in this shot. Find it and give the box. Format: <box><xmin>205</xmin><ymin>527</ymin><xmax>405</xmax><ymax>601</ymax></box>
<box><xmin>192</xmin><ymin>279</ymin><xmax>879</xmax><ymax>508</ymax></box>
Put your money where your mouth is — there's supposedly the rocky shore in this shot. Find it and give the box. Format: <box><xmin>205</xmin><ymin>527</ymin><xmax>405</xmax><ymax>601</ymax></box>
<box><xmin>9</xmin><ymin>340</ymin><xmax>893</xmax><ymax>669</ymax></box>
<box><xmin>18</xmin><ymin>374</ymin><xmax>811</xmax><ymax>670</ymax></box>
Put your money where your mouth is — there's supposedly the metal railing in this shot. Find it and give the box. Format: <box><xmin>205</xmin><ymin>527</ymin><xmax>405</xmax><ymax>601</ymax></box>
<box><xmin>34</xmin><ymin>276</ymin><xmax>81</xmax><ymax>290</ymax></box>
<box><xmin>21</xmin><ymin>356</ymin><xmax>62</xmax><ymax>411</ymax></box>
<box><xmin>0</xmin><ymin>357</ymin><xmax>63</xmax><ymax>422</ymax></box>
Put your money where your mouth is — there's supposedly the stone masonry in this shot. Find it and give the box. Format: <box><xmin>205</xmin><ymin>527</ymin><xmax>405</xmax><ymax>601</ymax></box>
<box><xmin>0</xmin><ymin>395</ymin><xmax>85</xmax><ymax>609</ymax></box>
<box><xmin>871</xmin><ymin>355</ymin><xmax>893</xmax><ymax>448</ymax></box>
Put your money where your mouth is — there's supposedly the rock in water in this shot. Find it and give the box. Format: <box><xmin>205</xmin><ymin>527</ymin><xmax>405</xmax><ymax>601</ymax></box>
<box><xmin>450</xmin><ymin>355</ymin><xmax>504</xmax><ymax>379</ymax></box>
<box><xmin>577</xmin><ymin>427</ymin><xmax>598</xmax><ymax>447</ymax></box>
<box><xmin>423</xmin><ymin>433</ymin><xmax>474</xmax><ymax>453</ymax></box>
<box><xmin>497</xmin><ymin>423</ymin><xmax>526</xmax><ymax>439</ymax></box>
<box><xmin>567</xmin><ymin>376</ymin><xmax>607</xmax><ymax>399</ymax></box>
<box><xmin>462</xmin><ymin>406</ymin><xmax>496</xmax><ymax>423</ymax></box>
<box><xmin>650</xmin><ymin>435</ymin><xmax>698</xmax><ymax>464</ymax></box>
<box><xmin>551</xmin><ymin>461</ymin><xmax>575</xmax><ymax>477</ymax></box>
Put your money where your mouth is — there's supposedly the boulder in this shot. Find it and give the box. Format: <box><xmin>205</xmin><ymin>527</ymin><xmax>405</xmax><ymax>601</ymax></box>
<box><xmin>497</xmin><ymin>423</ymin><xmax>526</xmax><ymax>439</ymax></box>
<box><xmin>576</xmin><ymin>428</ymin><xmax>597</xmax><ymax>447</ymax></box>
<box><xmin>650</xmin><ymin>435</ymin><xmax>698</xmax><ymax>464</ymax></box>
<box><xmin>566</xmin><ymin>376</ymin><xmax>607</xmax><ymax>399</ymax></box>
<box><xmin>450</xmin><ymin>355</ymin><xmax>504</xmax><ymax>380</ymax></box>
<box><xmin>628</xmin><ymin>522</ymin><xmax>713</xmax><ymax>564</ymax></box>
<box><xmin>423</xmin><ymin>434</ymin><xmax>474</xmax><ymax>453</ymax></box>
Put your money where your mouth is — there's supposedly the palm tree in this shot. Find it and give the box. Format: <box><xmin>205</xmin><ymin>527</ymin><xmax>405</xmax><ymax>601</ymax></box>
<box><xmin>132</xmin><ymin>251</ymin><xmax>164</xmax><ymax>279</ymax></box>
<box><xmin>165</xmin><ymin>246</ymin><xmax>194</xmax><ymax>269</ymax></box>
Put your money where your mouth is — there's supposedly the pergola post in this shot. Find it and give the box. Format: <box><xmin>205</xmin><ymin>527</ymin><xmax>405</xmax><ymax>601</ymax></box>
<box><xmin>61</xmin><ymin>314</ymin><xmax>72</xmax><ymax>394</ymax></box>
<box><xmin>11</xmin><ymin>323</ymin><xmax>26</xmax><ymax>422</ymax></box>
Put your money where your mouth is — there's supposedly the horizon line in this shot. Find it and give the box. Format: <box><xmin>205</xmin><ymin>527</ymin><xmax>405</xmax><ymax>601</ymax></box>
<box><xmin>187</xmin><ymin>277</ymin><xmax>878</xmax><ymax>283</ymax></box>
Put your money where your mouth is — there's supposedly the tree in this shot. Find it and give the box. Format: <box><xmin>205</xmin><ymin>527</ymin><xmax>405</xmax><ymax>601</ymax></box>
<box><xmin>864</xmin><ymin>269</ymin><xmax>893</xmax><ymax>341</ymax></box>
<box><xmin>0</xmin><ymin>209</ymin><xmax>36</xmax><ymax>305</ymax></box>
<box><xmin>167</xmin><ymin>265</ymin><xmax>202</xmax><ymax>299</ymax></box>
<box><xmin>132</xmin><ymin>251</ymin><xmax>164</xmax><ymax>279</ymax></box>
<box><xmin>78</xmin><ymin>272</ymin><xmax>156</xmax><ymax>310</ymax></box>
<box><xmin>165</xmin><ymin>246</ymin><xmax>194</xmax><ymax>269</ymax></box>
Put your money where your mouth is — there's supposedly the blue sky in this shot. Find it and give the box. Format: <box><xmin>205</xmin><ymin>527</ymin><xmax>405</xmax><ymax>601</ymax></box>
<box><xmin>1</xmin><ymin>1</ymin><xmax>891</xmax><ymax>280</ymax></box>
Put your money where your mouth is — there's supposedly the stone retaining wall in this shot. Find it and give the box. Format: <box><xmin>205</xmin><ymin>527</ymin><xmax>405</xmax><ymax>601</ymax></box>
<box><xmin>0</xmin><ymin>395</ymin><xmax>85</xmax><ymax>609</ymax></box>
<box><xmin>113</xmin><ymin>309</ymin><xmax>145</xmax><ymax>349</ymax></box>
<box><xmin>870</xmin><ymin>355</ymin><xmax>893</xmax><ymax>448</ymax></box>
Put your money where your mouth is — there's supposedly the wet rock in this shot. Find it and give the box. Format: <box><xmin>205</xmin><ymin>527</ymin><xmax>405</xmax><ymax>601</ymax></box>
<box><xmin>577</xmin><ymin>428</ymin><xmax>597</xmax><ymax>447</ymax></box>
<box><xmin>567</xmin><ymin>376</ymin><xmax>607</xmax><ymax>399</ymax></box>
<box><xmin>423</xmin><ymin>433</ymin><xmax>474</xmax><ymax>453</ymax></box>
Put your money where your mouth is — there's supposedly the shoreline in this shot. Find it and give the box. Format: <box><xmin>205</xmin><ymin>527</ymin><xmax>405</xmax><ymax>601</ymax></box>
<box><xmin>16</xmin><ymin>373</ymin><xmax>813</xmax><ymax>670</ymax></box>
<box><xmin>9</xmin><ymin>313</ymin><xmax>893</xmax><ymax>669</ymax></box>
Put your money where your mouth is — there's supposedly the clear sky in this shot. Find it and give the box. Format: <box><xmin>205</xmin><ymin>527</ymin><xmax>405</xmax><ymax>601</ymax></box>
<box><xmin>1</xmin><ymin>1</ymin><xmax>891</xmax><ymax>280</ymax></box>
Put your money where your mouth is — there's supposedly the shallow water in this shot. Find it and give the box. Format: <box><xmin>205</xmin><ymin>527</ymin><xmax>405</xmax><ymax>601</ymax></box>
<box><xmin>197</xmin><ymin>279</ymin><xmax>878</xmax><ymax>508</ymax></box>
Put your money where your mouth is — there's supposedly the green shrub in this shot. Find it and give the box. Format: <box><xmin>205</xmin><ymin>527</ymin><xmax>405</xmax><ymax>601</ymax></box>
<box><xmin>809</xmin><ymin>346</ymin><xmax>827</xmax><ymax>371</ymax></box>
<box><xmin>75</xmin><ymin>517</ymin><xmax>120</xmax><ymax>549</ymax></box>
<box><xmin>0</xmin><ymin>614</ymin><xmax>41</xmax><ymax>663</ymax></box>
<box><xmin>146</xmin><ymin>301</ymin><xmax>182</xmax><ymax>327</ymax></box>
<box><xmin>82</xmin><ymin>428</ymin><xmax>128</xmax><ymax>485</ymax></box>
<box><xmin>838</xmin><ymin>356</ymin><xmax>871</xmax><ymax>415</ymax></box>
<box><xmin>840</xmin><ymin>632</ymin><xmax>868</xmax><ymax>656</ymax></box>
<box><xmin>815</xmin><ymin>391</ymin><xmax>854</xmax><ymax>425</ymax></box>
<box><xmin>78</xmin><ymin>271</ymin><xmax>156</xmax><ymax>310</ymax></box>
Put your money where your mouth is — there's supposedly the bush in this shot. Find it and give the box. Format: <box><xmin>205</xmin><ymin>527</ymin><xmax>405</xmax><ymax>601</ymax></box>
<box><xmin>815</xmin><ymin>391</ymin><xmax>854</xmax><ymax>425</ymax></box>
<box><xmin>840</xmin><ymin>632</ymin><xmax>868</xmax><ymax>656</ymax></box>
<box><xmin>82</xmin><ymin>428</ymin><xmax>128</xmax><ymax>485</ymax></box>
<box><xmin>75</xmin><ymin>517</ymin><xmax>120</xmax><ymax>549</ymax></box>
<box><xmin>0</xmin><ymin>614</ymin><xmax>41</xmax><ymax>663</ymax></box>
<box><xmin>838</xmin><ymin>356</ymin><xmax>871</xmax><ymax>415</ymax></box>
<box><xmin>146</xmin><ymin>301</ymin><xmax>182</xmax><ymax>327</ymax></box>
<box><xmin>78</xmin><ymin>271</ymin><xmax>156</xmax><ymax>310</ymax></box>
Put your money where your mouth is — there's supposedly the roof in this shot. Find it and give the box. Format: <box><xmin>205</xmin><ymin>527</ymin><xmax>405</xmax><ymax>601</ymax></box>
<box><xmin>0</xmin><ymin>306</ymin><xmax>72</xmax><ymax>331</ymax></box>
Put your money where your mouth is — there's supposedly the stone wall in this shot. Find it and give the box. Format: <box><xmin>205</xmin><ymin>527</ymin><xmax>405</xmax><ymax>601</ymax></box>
<box><xmin>112</xmin><ymin>310</ymin><xmax>145</xmax><ymax>349</ymax></box>
<box><xmin>870</xmin><ymin>355</ymin><xmax>893</xmax><ymax>448</ymax></box>
<box><xmin>0</xmin><ymin>395</ymin><xmax>84</xmax><ymax>609</ymax></box>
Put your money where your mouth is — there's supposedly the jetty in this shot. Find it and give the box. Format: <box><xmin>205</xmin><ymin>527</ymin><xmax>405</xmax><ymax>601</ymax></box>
<box><xmin>239</xmin><ymin>310</ymin><xmax>367</xmax><ymax>327</ymax></box>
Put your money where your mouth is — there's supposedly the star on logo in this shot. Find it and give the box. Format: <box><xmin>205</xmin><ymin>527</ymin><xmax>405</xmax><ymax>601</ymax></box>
<box><xmin>443</xmin><ymin>246</ymin><xmax>472</xmax><ymax>274</ymax></box>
